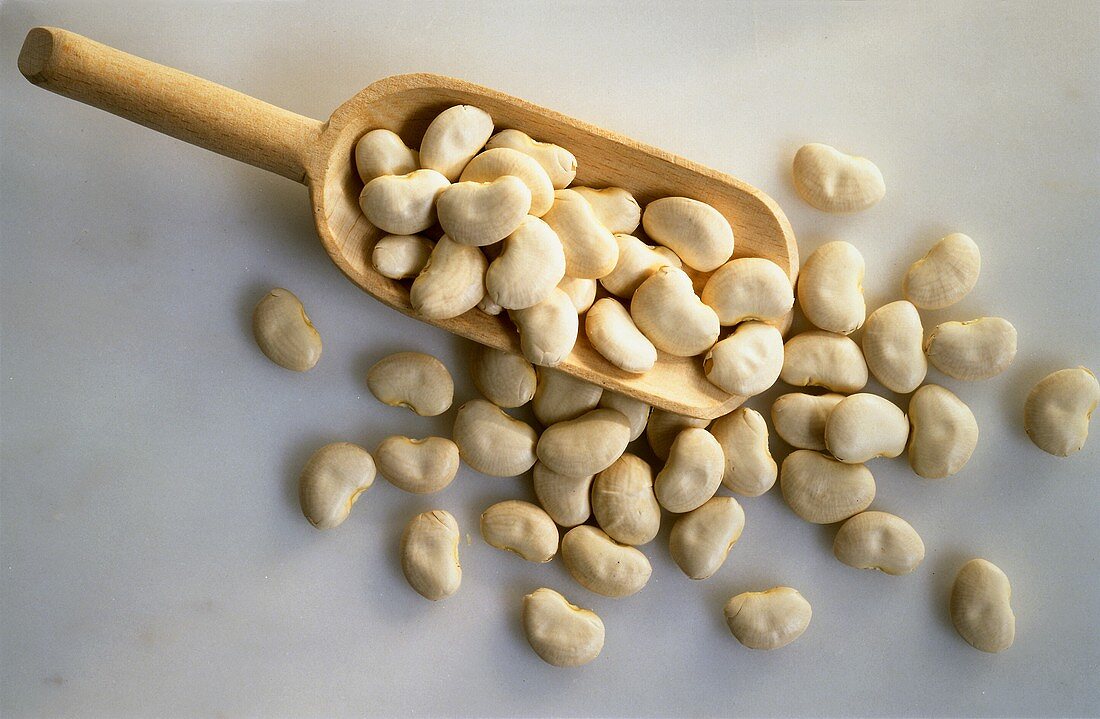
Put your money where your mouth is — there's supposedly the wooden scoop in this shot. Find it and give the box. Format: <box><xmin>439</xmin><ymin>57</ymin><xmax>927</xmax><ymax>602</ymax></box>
<box><xmin>18</xmin><ymin>26</ymin><xmax>797</xmax><ymax>419</ymax></box>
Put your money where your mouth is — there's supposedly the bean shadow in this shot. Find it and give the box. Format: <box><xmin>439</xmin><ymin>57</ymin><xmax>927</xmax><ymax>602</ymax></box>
<box><xmin>928</xmin><ymin>548</ymin><xmax>973</xmax><ymax>636</ymax></box>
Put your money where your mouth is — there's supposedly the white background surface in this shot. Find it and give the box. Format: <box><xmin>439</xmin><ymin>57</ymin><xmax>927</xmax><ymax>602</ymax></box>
<box><xmin>2</xmin><ymin>1</ymin><xmax>1098</xmax><ymax>716</ymax></box>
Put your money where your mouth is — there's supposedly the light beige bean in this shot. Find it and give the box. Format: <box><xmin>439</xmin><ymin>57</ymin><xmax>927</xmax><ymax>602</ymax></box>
<box><xmin>781</xmin><ymin>330</ymin><xmax>868</xmax><ymax>393</ymax></box>
<box><xmin>359</xmin><ymin>169</ymin><xmax>449</xmax><ymax>235</ymax></box>
<box><xmin>401</xmin><ymin>510</ymin><xmax>462</xmax><ymax>600</ymax></box>
<box><xmin>252</xmin><ymin>288</ymin><xmax>322</xmax><ymax>372</ymax></box>
<box><xmin>419</xmin><ymin>105</ymin><xmax>494</xmax><ymax>181</ymax></box>
<box><xmin>585</xmin><ymin>297</ymin><xmax>658</xmax><ymax>374</ymax></box>
<box><xmin>477</xmin><ymin>295</ymin><xmax>503</xmax><ymax>315</ymax></box>
<box><xmin>833</xmin><ymin>511</ymin><xmax>925</xmax><ymax>575</ymax></box>
<box><xmin>669</xmin><ymin>496</ymin><xmax>745</xmax><ymax>580</ymax></box>
<box><xmin>797</xmin><ymin>241</ymin><xmax>866</xmax><ymax>335</ymax></box>
<box><xmin>471</xmin><ymin>346</ymin><xmax>537</xmax><ymax>408</ymax></box>
<box><xmin>371</xmin><ymin>234</ymin><xmax>433</xmax><ymax>280</ymax></box>
<box><xmin>654</xmin><ymin>428</ymin><xmax>725</xmax><ymax>513</ymax></box>
<box><xmin>770</xmin><ymin>392</ymin><xmax>844</xmax><ymax>451</ymax></box>
<box><xmin>701</xmin><ymin>257</ymin><xmax>794</xmax><ymax>326</ymax></box>
<box><xmin>591</xmin><ymin>454</ymin><xmax>660</xmax><ymax>545</ymax></box>
<box><xmin>703</xmin><ymin>321</ymin><xmax>785</xmax><ymax>397</ymax></box>
<box><xmin>511</xmin><ymin>288</ymin><xmax>579</xmax><ymax>367</ymax></box>
<box><xmin>537</xmin><ymin>408</ymin><xmax>631</xmax><ymax>477</ymax></box>
<box><xmin>862</xmin><ymin>300</ymin><xmax>927</xmax><ymax>394</ymax></box>
<box><xmin>557</xmin><ymin>276</ymin><xmax>598</xmax><ymax>313</ymax></box>
<box><xmin>532</xmin><ymin>462</ymin><xmax>594</xmax><ymax>528</ymax></box>
<box><xmin>375</xmin><ymin>436</ymin><xmax>459</xmax><ymax>494</ymax></box>
<box><xmin>631</xmin><ymin>266</ymin><xmax>721</xmax><ymax>357</ymax></box>
<box><xmin>410</xmin><ymin>236</ymin><xmax>487</xmax><ymax>320</ymax></box>
<box><xmin>561</xmin><ymin>525</ymin><xmax>652</xmax><ymax>597</ymax></box>
<box><xmin>598</xmin><ymin>391</ymin><xmax>651</xmax><ymax>441</ymax></box>
<box><xmin>570</xmin><ymin>186</ymin><xmax>641</xmax><ymax>234</ymax></box>
<box><xmin>780</xmin><ymin>450</ymin><xmax>875</xmax><ymax>524</ymax></box>
<box><xmin>950</xmin><ymin>558</ymin><xmax>1015</xmax><ymax>653</ymax></box>
<box><xmin>486</xmin><ymin>129</ymin><xmax>577</xmax><ymax>189</ymax></box>
<box><xmin>824</xmin><ymin>393</ymin><xmax>909</xmax><ymax>463</ymax></box>
<box><xmin>924</xmin><ymin>317</ymin><xmax>1017</xmax><ymax>380</ymax></box>
<box><xmin>1024</xmin><ymin>366</ymin><xmax>1099</xmax><ymax>457</ymax></box>
<box><xmin>480</xmin><ymin>500</ymin><xmax>559</xmax><ymax>563</ymax></box>
<box><xmin>600</xmin><ymin>234</ymin><xmax>681</xmax><ymax>298</ymax></box>
<box><xmin>460</xmin><ymin>147</ymin><xmax>555</xmax><ymax>216</ymax></box>
<box><xmin>647</xmin><ymin>409</ymin><xmax>708</xmax><ymax>460</ymax></box>
<box><xmin>366</xmin><ymin>351</ymin><xmax>454</xmax><ymax>416</ymax></box>
<box><xmin>354</xmin><ymin>128</ymin><xmax>418</xmax><ymax>183</ymax></box>
<box><xmin>299</xmin><ymin>442</ymin><xmax>375</xmax><ymax>529</ymax></box>
<box><xmin>532</xmin><ymin>368</ymin><xmax>603</xmax><ymax>425</ymax></box>
<box><xmin>436</xmin><ymin>176</ymin><xmax>532</xmax><ymax>246</ymax></box>
<box><xmin>903</xmin><ymin>233</ymin><xmax>981</xmax><ymax>310</ymax></box>
<box><xmin>792</xmin><ymin>143</ymin><xmax>884</xmax><ymax>213</ymax></box>
<box><xmin>485</xmin><ymin>216</ymin><xmax>566</xmax><ymax>310</ymax></box>
<box><xmin>908</xmin><ymin>384</ymin><xmax>979</xmax><ymax>478</ymax></box>
<box><xmin>523</xmin><ymin>588</ymin><xmax>604</xmax><ymax>667</ymax></box>
<box><xmin>642</xmin><ymin>197</ymin><xmax>734</xmax><ymax>272</ymax></box>
<box><xmin>542</xmin><ymin>189</ymin><xmax>619</xmax><ymax>279</ymax></box>
<box><xmin>452</xmin><ymin>399</ymin><xmax>538</xmax><ymax>477</ymax></box>
<box><xmin>710</xmin><ymin>408</ymin><xmax>777</xmax><ymax>496</ymax></box>
<box><xmin>724</xmin><ymin>587</ymin><xmax>812</xmax><ymax>649</ymax></box>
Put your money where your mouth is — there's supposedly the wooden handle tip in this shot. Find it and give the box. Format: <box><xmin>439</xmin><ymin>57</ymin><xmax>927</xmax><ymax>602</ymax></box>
<box><xmin>18</xmin><ymin>27</ymin><xmax>58</xmax><ymax>84</ymax></box>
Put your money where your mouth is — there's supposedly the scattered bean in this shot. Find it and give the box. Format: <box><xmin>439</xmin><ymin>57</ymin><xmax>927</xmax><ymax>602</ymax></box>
<box><xmin>375</xmin><ymin>436</ymin><xmax>460</xmax><ymax>494</ymax></box>
<box><xmin>480</xmin><ymin>500</ymin><xmax>559</xmax><ymax>563</ymax></box>
<box><xmin>252</xmin><ymin>288</ymin><xmax>322</xmax><ymax>372</ymax></box>
<box><xmin>1024</xmin><ymin>366</ymin><xmax>1099</xmax><ymax>457</ymax></box>
<box><xmin>471</xmin><ymin>345</ymin><xmax>537</xmax><ymax>408</ymax></box>
<box><xmin>833</xmin><ymin>511</ymin><xmax>925</xmax><ymax>575</ymax></box>
<box><xmin>780</xmin><ymin>450</ymin><xmax>875</xmax><ymax>524</ymax></box>
<box><xmin>861</xmin><ymin>300</ymin><xmax>927</xmax><ymax>394</ymax></box>
<box><xmin>950</xmin><ymin>558</ymin><xmax>1015</xmax><ymax>653</ymax></box>
<box><xmin>532</xmin><ymin>462</ymin><xmax>594</xmax><ymax>528</ymax></box>
<box><xmin>561</xmin><ymin>525</ymin><xmax>652</xmax><ymax>597</ymax></box>
<box><xmin>903</xmin><ymin>233</ymin><xmax>980</xmax><ymax>310</ymax></box>
<box><xmin>703</xmin><ymin>321</ymin><xmax>785</xmax><ymax>396</ymax></box>
<box><xmin>770</xmin><ymin>392</ymin><xmax>844</xmax><ymax>451</ymax></box>
<box><xmin>924</xmin><ymin>317</ymin><xmax>1017</xmax><ymax>380</ymax></box>
<box><xmin>654</xmin><ymin>428</ymin><xmax>725</xmax><ymax>513</ymax></box>
<box><xmin>298</xmin><ymin>442</ymin><xmax>375</xmax><ymax>529</ymax></box>
<box><xmin>797</xmin><ymin>241</ymin><xmax>866</xmax><ymax>335</ymax></box>
<box><xmin>366</xmin><ymin>351</ymin><xmax>454</xmax><ymax>416</ymax></box>
<box><xmin>452</xmin><ymin>399</ymin><xmax>538</xmax><ymax>477</ymax></box>
<box><xmin>792</xmin><ymin>143</ymin><xmax>884</xmax><ymax>213</ymax></box>
<box><xmin>537</xmin><ymin>408</ymin><xmax>631</xmax><ymax>477</ymax></box>
<box><xmin>824</xmin><ymin>393</ymin><xmax>909</xmax><ymax>463</ymax></box>
<box><xmin>724</xmin><ymin>587</ymin><xmax>812</xmax><ymax>649</ymax></box>
<box><xmin>908</xmin><ymin>384</ymin><xmax>978</xmax><ymax>478</ymax></box>
<box><xmin>710</xmin><ymin>407</ymin><xmax>777</xmax><ymax>497</ymax></box>
<box><xmin>401</xmin><ymin>509</ymin><xmax>462</xmax><ymax>600</ymax></box>
<box><xmin>781</xmin><ymin>330</ymin><xmax>868</xmax><ymax>393</ymax></box>
<box><xmin>669</xmin><ymin>496</ymin><xmax>745</xmax><ymax>580</ymax></box>
<box><xmin>591</xmin><ymin>454</ymin><xmax>660</xmax><ymax>546</ymax></box>
<box><xmin>523</xmin><ymin>588</ymin><xmax>604</xmax><ymax>667</ymax></box>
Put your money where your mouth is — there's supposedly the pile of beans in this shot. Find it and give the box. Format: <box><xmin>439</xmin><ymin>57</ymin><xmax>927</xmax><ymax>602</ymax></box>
<box><xmin>250</xmin><ymin>112</ymin><xmax>1099</xmax><ymax>666</ymax></box>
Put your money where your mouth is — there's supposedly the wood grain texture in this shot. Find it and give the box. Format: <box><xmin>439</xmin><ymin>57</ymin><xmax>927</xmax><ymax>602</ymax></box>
<box><xmin>19</xmin><ymin>27</ymin><xmax>798</xmax><ymax>419</ymax></box>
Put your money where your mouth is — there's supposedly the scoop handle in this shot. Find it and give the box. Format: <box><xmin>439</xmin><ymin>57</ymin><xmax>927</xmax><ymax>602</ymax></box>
<box><xmin>18</xmin><ymin>27</ymin><xmax>323</xmax><ymax>184</ymax></box>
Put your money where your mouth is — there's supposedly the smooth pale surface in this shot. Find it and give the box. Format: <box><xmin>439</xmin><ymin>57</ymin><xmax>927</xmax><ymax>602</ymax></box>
<box><xmin>2</xmin><ymin>2</ymin><xmax>1097</xmax><ymax>717</ymax></box>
